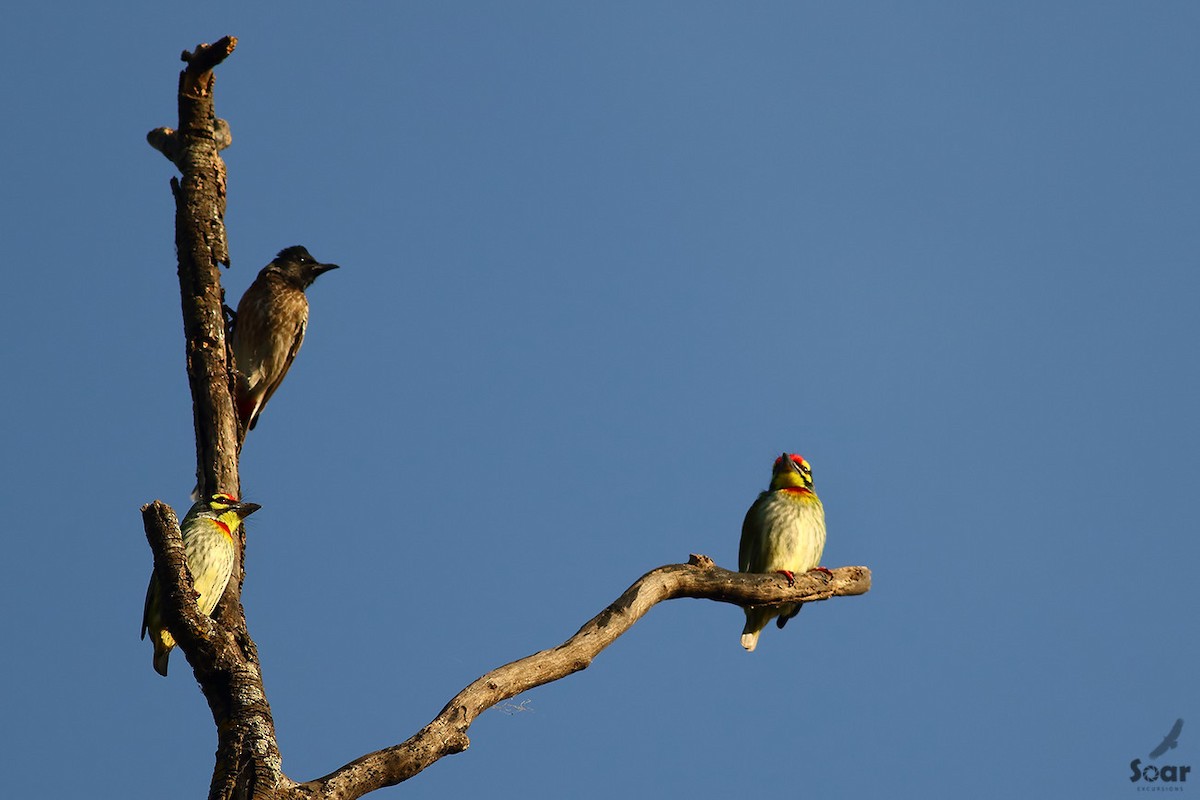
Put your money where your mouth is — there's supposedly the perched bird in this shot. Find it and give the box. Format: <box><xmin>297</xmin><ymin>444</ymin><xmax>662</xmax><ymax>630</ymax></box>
<box><xmin>142</xmin><ymin>493</ymin><xmax>261</xmax><ymax>676</ymax></box>
<box><xmin>191</xmin><ymin>246</ymin><xmax>338</xmax><ymax>500</ymax></box>
<box><xmin>231</xmin><ymin>245</ymin><xmax>339</xmax><ymax>437</ymax></box>
<box><xmin>738</xmin><ymin>453</ymin><xmax>827</xmax><ymax>652</ymax></box>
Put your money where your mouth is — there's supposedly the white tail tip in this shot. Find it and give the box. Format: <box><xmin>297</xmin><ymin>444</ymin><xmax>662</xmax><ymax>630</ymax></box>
<box><xmin>740</xmin><ymin>632</ymin><xmax>759</xmax><ymax>652</ymax></box>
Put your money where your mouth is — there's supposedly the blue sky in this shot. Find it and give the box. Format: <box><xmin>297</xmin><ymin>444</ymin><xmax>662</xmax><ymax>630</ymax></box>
<box><xmin>3</xmin><ymin>3</ymin><xmax>1197</xmax><ymax>797</ymax></box>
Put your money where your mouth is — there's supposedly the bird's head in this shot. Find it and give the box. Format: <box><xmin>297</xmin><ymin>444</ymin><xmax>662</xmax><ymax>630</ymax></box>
<box><xmin>200</xmin><ymin>492</ymin><xmax>262</xmax><ymax>529</ymax></box>
<box><xmin>768</xmin><ymin>453</ymin><xmax>814</xmax><ymax>492</ymax></box>
<box><xmin>271</xmin><ymin>245</ymin><xmax>340</xmax><ymax>288</ymax></box>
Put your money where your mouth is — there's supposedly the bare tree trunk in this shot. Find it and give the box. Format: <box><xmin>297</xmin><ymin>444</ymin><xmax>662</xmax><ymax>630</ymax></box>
<box><xmin>143</xmin><ymin>36</ymin><xmax>872</xmax><ymax>800</ymax></box>
<box><xmin>145</xmin><ymin>36</ymin><xmax>289</xmax><ymax>800</ymax></box>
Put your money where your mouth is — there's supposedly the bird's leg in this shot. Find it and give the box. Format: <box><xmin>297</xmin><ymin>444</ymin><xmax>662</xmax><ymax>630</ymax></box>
<box><xmin>809</xmin><ymin>566</ymin><xmax>833</xmax><ymax>576</ymax></box>
<box><xmin>775</xmin><ymin>570</ymin><xmax>796</xmax><ymax>587</ymax></box>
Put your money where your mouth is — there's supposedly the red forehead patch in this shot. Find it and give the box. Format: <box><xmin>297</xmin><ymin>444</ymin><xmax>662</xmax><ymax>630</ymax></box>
<box><xmin>772</xmin><ymin>454</ymin><xmax>807</xmax><ymax>466</ymax></box>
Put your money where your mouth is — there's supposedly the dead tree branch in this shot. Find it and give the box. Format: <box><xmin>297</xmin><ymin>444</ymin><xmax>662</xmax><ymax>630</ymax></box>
<box><xmin>167</xmin><ymin>36</ymin><xmax>241</xmax><ymax>498</ymax></box>
<box><xmin>293</xmin><ymin>559</ymin><xmax>871</xmax><ymax>800</ymax></box>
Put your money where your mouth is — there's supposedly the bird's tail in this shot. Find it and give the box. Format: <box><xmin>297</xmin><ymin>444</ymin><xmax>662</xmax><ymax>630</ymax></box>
<box><xmin>151</xmin><ymin>632</ymin><xmax>174</xmax><ymax>677</ymax></box>
<box><xmin>153</xmin><ymin>647</ymin><xmax>170</xmax><ymax>677</ymax></box>
<box><xmin>741</xmin><ymin>607</ymin><xmax>774</xmax><ymax>652</ymax></box>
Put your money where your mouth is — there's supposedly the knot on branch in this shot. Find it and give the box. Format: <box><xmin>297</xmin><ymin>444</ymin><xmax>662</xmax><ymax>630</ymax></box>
<box><xmin>687</xmin><ymin>553</ymin><xmax>716</xmax><ymax>569</ymax></box>
<box><xmin>147</xmin><ymin>119</ymin><xmax>232</xmax><ymax>166</ymax></box>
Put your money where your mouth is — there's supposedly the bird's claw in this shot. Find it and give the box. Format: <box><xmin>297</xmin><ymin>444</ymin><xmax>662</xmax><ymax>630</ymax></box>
<box><xmin>222</xmin><ymin>304</ymin><xmax>238</xmax><ymax>336</ymax></box>
<box><xmin>809</xmin><ymin>566</ymin><xmax>834</xmax><ymax>583</ymax></box>
<box><xmin>775</xmin><ymin>569</ymin><xmax>796</xmax><ymax>587</ymax></box>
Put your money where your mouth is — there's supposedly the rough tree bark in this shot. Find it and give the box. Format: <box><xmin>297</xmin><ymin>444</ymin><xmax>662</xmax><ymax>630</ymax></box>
<box><xmin>145</xmin><ymin>36</ymin><xmax>286</xmax><ymax>800</ymax></box>
<box><xmin>143</xmin><ymin>36</ymin><xmax>872</xmax><ymax>800</ymax></box>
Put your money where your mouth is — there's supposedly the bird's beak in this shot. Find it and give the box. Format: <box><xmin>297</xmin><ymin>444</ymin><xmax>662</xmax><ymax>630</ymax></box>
<box><xmin>778</xmin><ymin>453</ymin><xmax>800</xmax><ymax>474</ymax></box>
<box><xmin>236</xmin><ymin>502</ymin><xmax>262</xmax><ymax>518</ymax></box>
<box><xmin>314</xmin><ymin>262</ymin><xmax>340</xmax><ymax>275</ymax></box>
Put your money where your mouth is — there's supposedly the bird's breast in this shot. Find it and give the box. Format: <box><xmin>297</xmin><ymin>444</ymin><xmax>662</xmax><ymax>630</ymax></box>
<box><xmin>740</xmin><ymin>491</ymin><xmax>826</xmax><ymax>574</ymax></box>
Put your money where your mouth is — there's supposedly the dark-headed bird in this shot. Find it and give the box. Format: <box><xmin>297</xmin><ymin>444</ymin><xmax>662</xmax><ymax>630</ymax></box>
<box><xmin>231</xmin><ymin>245</ymin><xmax>339</xmax><ymax>438</ymax></box>
<box><xmin>191</xmin><ymin>246</ymin><xmax>339</xmax><ymax>500</ymax></box>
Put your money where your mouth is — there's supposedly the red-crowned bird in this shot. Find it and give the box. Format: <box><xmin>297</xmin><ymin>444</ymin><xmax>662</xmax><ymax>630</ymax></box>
<box><xmin>738</xmin><ymin>453</ymin><xmax>827</xmax><ymax>651</ymax></box>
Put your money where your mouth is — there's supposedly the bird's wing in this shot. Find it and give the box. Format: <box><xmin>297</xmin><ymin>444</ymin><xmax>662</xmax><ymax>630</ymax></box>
<box><xmin>1150</xmin><ymin>740</ymin><xmax>1170</xmax><ymax>759</ymax></box>
<box><xmin>141</xmin><ymin>575</ymin><xmax>156</xmax><ymax>639</ymax></box>
<box><xmin>738</xmin><ymin>493</ymin><xmax>767</xmax><ymax>572</ymax></box>
<box><xmin>249</xmin><ymin>315</ymin><xmax>306</xmax><ymax>431</ymax></box>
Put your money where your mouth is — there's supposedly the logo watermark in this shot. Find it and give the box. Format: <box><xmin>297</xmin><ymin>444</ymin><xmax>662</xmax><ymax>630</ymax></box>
<box><xmin>1131</xmin><ymin>718</ymin><xmax>1190</xmax><ymax>790</ymax></box>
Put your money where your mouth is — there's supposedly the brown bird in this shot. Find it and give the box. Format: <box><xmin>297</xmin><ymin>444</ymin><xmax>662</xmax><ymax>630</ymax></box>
<box><xmin>192</xmin><ymin>246</ymin><xmax>339</xmax><ymax>500</ymax></box>
<box><xmin>231</xmin><ymin>245</ymin><xmax>340</xmax><ymax>438</ymax></box>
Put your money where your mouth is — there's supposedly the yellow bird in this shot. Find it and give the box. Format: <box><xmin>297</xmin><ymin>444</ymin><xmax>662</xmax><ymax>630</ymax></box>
<box><xmin>738</xmin><ymin>453</ymin><xmax>827</xmax><ymax>651</ymax></box>
<box><xmin>141</xmin><ymin>493</ymin><xmax>260</xmax><ymax>676</ymax></box>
